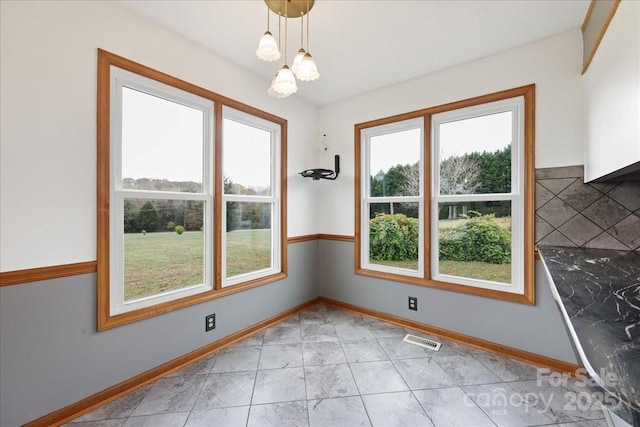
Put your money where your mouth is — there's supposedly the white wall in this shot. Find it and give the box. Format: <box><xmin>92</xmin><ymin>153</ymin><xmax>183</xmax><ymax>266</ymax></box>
<box><xmin>317</xmin><ymin>30</ymin><xmax>584</xmax><ymax>235</ymax></box>
<box><xmin>583</xmin><ymin>0</ymin><xmax>640</xmax><ymax>182</ymax></box>
<box><xmin>0</xmin><ymin>0</ymin><xmax>319</xmax><ymax>272</ymax></box>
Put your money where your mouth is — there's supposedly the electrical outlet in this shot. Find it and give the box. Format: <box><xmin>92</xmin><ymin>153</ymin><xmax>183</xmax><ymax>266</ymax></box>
<box><xmin>408</xmin><ymin>297</ymin><xmax>418</xmax><ymax>311</ymax></box>
<box><xmin>205</xmin><ymin>314</ymin><xmax>215</xmax><ymax>332</ymax></box>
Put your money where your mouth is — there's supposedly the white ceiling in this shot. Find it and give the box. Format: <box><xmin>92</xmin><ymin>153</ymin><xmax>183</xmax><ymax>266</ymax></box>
<box><xmin>121</xmin><ymin>0</ymin><xmax>590</xmax><ymax>106</ymax></box>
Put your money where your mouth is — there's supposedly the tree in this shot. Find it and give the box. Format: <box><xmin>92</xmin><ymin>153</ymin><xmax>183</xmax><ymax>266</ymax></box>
<box><xmin>439</xmin><ymin>153</ymin><xmax>481</xmax><ymax>195</ymax></box>
<box><xmin>124</xmin><ymin>199</ymin><xmax>138</xmax><ymax>233</ymax></box>
<box><xmin>468</xmin><ymin>146</ymin><xmax>512</xmax><ymax>217</ymax></box>
<box><xmin>370</xmin><ymin>163</ymin><xmax>417</xmax><ymax>216</ymax></box>
<box><xmin>184</xmin><ymin>200</ymin><xmax>203</xmax><ymax>231</ymax></box>
<box><xmin>398</xmin><ymin>162</ymin><xmax>420</xmax><ymax>197</ymax></box>
<box><xmin>471</xmin><ymin>146</ymin><xmax>511</xmax><ymax>194</ymax></box>
<box><xmin>137</xmin><ymin>201</ymin><xmax>159</xmax><ymax>232</ymax></box>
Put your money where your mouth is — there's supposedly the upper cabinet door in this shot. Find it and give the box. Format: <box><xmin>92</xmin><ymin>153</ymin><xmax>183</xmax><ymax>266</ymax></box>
<box><xmin>583</xmin><ymin>0</ymin><xmax>640</xmax><ymax>181</ymax></box>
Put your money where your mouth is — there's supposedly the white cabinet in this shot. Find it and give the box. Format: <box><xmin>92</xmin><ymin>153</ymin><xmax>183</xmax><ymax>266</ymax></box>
<box><xmin>583</xmin><ymin>0</ymin><xmax>640</xmax><ymax>182</ymax></box>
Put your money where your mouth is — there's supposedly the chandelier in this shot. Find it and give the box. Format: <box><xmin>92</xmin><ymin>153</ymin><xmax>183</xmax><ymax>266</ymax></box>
<box><xmin>256</xmin><ymin>0</ymin><xmax>320</xmax><ymax>98</ymax></box>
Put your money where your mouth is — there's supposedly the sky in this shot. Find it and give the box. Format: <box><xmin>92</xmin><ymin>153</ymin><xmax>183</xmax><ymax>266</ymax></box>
<box><xmin>121</xmin><ymin>87</ymin><xmax>204</xmax><ymax>184</ymax></box>
<box><xmin>122</xmin><ymin>87</ymin><xmax>512</xmax><ymax>185</ymax></box>
<box><xmin>439</xmin><ymin>111</ymin><xmax>512</xmax><ymax>160</ymax></box>
<box><xmin>370</xmin><ymin>128</ymin><xmax>421</xmax><ymax>174</ymax></box>
<box><xmin>370</xmin><ymin>111</ymin><xmax>512</xmax><ymax>173</ymax></box>
<box><xmin>121</xmin><ymin>87</ymin><xmax>271</xmax><ymax>190</ymax></box>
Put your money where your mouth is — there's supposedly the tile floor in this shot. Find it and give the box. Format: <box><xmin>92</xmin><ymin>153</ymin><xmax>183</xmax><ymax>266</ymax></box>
<box><xmin>65</xmin><ymin>303</ymin><xmax>610</xmax><ymax>427</ymax></box>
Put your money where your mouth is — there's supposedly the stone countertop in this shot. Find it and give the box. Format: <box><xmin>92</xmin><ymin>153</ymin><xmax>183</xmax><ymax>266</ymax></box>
<box><xmin>538</xmin><ymin>246</ymin><xmax>640</xmax><ymax>414</ymax></box>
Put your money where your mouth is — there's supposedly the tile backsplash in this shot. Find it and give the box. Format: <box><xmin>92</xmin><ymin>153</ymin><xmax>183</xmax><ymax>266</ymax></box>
<box><xmin>535</xmin><ymin>165</ymin><xmax>640</xmax><ymax>251</ymax></box>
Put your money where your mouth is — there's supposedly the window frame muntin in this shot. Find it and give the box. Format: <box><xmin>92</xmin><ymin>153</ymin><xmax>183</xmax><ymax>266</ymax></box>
<box><xmin>97</xmin><ymin>49</ymin><xmax>288</xmax><ymax>331</ymax></box>
<box><xmin>354</xmin><ymin>85</ymin><xmax>535</xmax><ymax>305</ymax></box>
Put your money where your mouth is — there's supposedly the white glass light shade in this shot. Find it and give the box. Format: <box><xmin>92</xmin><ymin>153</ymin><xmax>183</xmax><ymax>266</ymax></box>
<box><xmin>269</xmin><ymin>65</ymin><xmax>298</xmax><ymax>97</ymax></box>
<box><xmin>268</xmin><ymin>75</ymin><xmax>289</xmax><ymax>98</ymax></box>
<box><xmin>256</xmin><ymin>31</ymin><xmax>281</xmax><ymax>62</ymax></box>
<box><xmin>296</xmin><ymin>52</ymin><xmax>320</xmax><ymax>81</ymax></box>
<box><xmin>291</xmin><ymin>48</ymin><xmax>306</xmax><ymax>75</ymax></box>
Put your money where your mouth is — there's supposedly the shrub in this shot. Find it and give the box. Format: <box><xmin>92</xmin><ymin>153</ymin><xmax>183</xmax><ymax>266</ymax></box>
<box><xmin>369</xmin><ymin>213</ymin><xmax>419</xmax><ymax>261</ymax></box>
<box><xmin>175</xmin><ymin>225</ymin><xmax>185</xmax><ymax>235</ymax></box>
<box><xmin>166</xmin><ymin>221</ymin><xmax>176</xmax><ymax>231</ymax></box>
<box><xmin>439</xmin><ymin>213</ymin><xmax>511</xmax><ymax>264</ymax></box>
<box><xmin>141</xmin><ymin>229</ymin><xmax>146</xmax><ymax>236</ymax></box>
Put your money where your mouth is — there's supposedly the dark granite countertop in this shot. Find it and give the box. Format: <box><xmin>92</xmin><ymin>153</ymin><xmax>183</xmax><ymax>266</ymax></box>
<box><xmin>538</xmin><ymin>246</ymin><xmax>640</xmax><ymax>414</ymax></box>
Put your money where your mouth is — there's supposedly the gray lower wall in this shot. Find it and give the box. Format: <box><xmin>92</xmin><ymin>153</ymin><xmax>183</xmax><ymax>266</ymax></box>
<box><xmin>0</xmin><ymin>241</ymin><xmax>319</xmax><ymax>427</ymax></box>
<box><xmin>318</xmin><ymin>240</ymin><xmax>579</xmax><ymax>364</ymax></box>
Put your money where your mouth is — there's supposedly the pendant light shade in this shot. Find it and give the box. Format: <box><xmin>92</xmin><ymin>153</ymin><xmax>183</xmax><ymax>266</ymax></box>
<box><xmin>267</xmin><ymin>75</ymin><xmax>288</xmax><ymax>98</ymax></box>
<box><xmin>296</xmin><ymin>52</ymin><xmax>319</xmax><ymax>81</ymax></box>
<box><xmin>291</xmin><ymin>48</ymin><xmax>306</xmax><ymax>75</ymax></box>
<box><xmin>291</xmin><ymin>11</ymin><xmax>306</xmax><ymax>76</ymax></box>
<box><xmin>294</xmin><ymin>0</ymin><xmax>319</xmax><ymax>81</ymax></box>
<box><xmin>256</xmin><ymin>31</ymin><xmax>281</xmax><ymax>62</ymax></box>
<box><xmin>256</xmin><ymin>5</ymin><xmax>280</xmax><ymax>62</ymax></box>
<box><xmin>269</xmin><ymin>65</ymin><xmax>297</xmax><ymax>97</ymax></box>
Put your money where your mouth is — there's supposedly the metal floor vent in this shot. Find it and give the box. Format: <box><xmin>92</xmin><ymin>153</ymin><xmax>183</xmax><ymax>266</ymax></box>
<box><xmin>403</xmin><ymin>334</ymin><xmax>442</xmax><ymax>351</ymax></box>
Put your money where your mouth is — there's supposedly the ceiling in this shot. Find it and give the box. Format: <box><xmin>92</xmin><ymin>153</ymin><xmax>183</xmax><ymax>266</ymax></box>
<box><xmin>121</xmin><ymin>0</ymin><xmax>591</xmax><ymax>106</ymax></box>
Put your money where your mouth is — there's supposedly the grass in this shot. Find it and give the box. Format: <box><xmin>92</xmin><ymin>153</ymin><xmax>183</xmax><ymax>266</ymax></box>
<box><xmin>124</xmin><ymin>231</ymin><xmax>204</xmax><ymax>301</ymax></box>
<box><xmin>371</xmin><ymin>258</ymin><xmax>510</xmax><ymax>283</ymax></box>
<box><xmin>124</xmin><ymin>222</ymin><xmax>512</xmax><ymax>301</ymax></box>
<box><xmin>373</xmin><ymin>259</ymin><xmax>420</xmax><ymax>270</ymax></box>
<box><xmin>124</xmin><ymin>229</ymin><xmax>271</xmax><ymax>301</ymax></box>
<box><xmin>225</xmin><ymin>230</ymin><xmax>271</xmax><ymax>277</ymax></box>
<box><xmin>440</xmin><ymin>260</ymin><xmax>510</xmax><ymax>283</ymax></box>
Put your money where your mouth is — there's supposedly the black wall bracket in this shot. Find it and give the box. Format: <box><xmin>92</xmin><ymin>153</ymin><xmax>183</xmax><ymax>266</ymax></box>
<box><xmin>299</xmin><ymin>155</ymin><xmax>340</xmax><ymax>180</ymax></box>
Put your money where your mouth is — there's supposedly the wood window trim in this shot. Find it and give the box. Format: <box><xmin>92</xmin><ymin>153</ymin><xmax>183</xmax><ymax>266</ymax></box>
<box><xmin>354</xmin><ymin>85</ymin><xmax>535</xmax><ymax>305</ymax></box>
<box><xmin>97</xmin><ymin>49</ymin><xmax>288</xmax><ymax>330</ymax></box>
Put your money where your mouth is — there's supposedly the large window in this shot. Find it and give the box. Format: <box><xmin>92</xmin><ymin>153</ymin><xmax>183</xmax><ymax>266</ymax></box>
<box><xmin>355</xmin><ymin>86</ymin><xmax>535</xmax><ymax>304</ymax></box>
<box><xmin>97</xmin><ymin>50</ymin><xmax>287</xmax><ymax>329</ymax></box>
<box><xmin>109</xmin><ymin>67</ymin><xmax>214</xmax><ymax>316</ymax></box>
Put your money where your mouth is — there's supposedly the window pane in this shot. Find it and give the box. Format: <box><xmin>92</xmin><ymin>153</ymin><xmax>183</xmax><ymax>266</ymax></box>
<box><xmin>226</xmin><ymin>202</ymin><xmax>272</xmax><ymax>278</ymax></box>
<box><xmin>223</xmin><ymin>118</ymin><xmax>272</xmax><ymax>195</ymax></box>
<box><xmin>121</xmin><ymin>87</ymin><xmax>204</xmax><ymax>192</ymax></box>
<box><xmin>369</xmin><ymin>202</ymin><xmax>420</xmax><ymax>271</ymax></box>
<box><xmin>370</xmin><ymin>129</ymin><xmax>420</xmax><ymax>197</ymax></box>
<box><xmin>123</xmin><ymin>198</ymin><xmax>205</xmax><ymax>302</ymax></box>
<box><xmin>437</xmin><ymin>201</ymin><xmax>511</xmax><ymax>284</ymax></box>
<box><xmin>439</xmin><ymin>112</ymin><xmax>511</xmax><ymax>195</ymax></box>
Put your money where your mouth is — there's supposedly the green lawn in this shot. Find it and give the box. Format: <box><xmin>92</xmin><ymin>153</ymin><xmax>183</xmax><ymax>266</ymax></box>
<box><xmin>371</xmin><ymin>258</ymin><xmax>510</xmax><ymax>283</ymax></box>
<box><xmin>124</xmin><ymin>229</ymin><xmax>271</xmax><ymax>301</ymax></box>
<box><xmin>439</xmin><ymin>260</ymin><xmax>510</xmax><ymax>283</ymax></box>
<box><xmin>124</xmin><ymin>225</ymin><xmax>510</xmax><ymax>302</ymax></box>
<box><xmin>225</xmin><ymin>229</ymin><xmax>272</xmax><ymax>277</ymax></box>
<box><xmin>124</xmin><ymin>231</ymin><xmax>204</xmax><ymax>301</ymax></box>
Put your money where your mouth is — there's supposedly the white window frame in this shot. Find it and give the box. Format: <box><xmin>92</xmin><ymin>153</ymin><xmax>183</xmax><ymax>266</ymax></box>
<box><xmin>360</xmin><ymin>118</ymin><xmax>425</xmax><ymax>278</ymax></box>
<box><xmin>109</xmin><ymin>66</ymin><xmax>214</xmax><ymax>315</ymax></box>
<box><xmin>431</xmin><ymin>96</ymin><xmax>525</xmax><ymax>295</ymax></box>
<box><xmin>221</xmin><ymin>106</ymin><xmax>281</xmax><ymax>287</ymax></box>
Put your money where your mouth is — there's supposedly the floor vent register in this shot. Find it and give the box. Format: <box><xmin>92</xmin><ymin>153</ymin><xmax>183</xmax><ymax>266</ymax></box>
<box><xmin>403</xmin><ymin>334</ymin><xmax>442</xmax><ymax>351</ymax></box>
